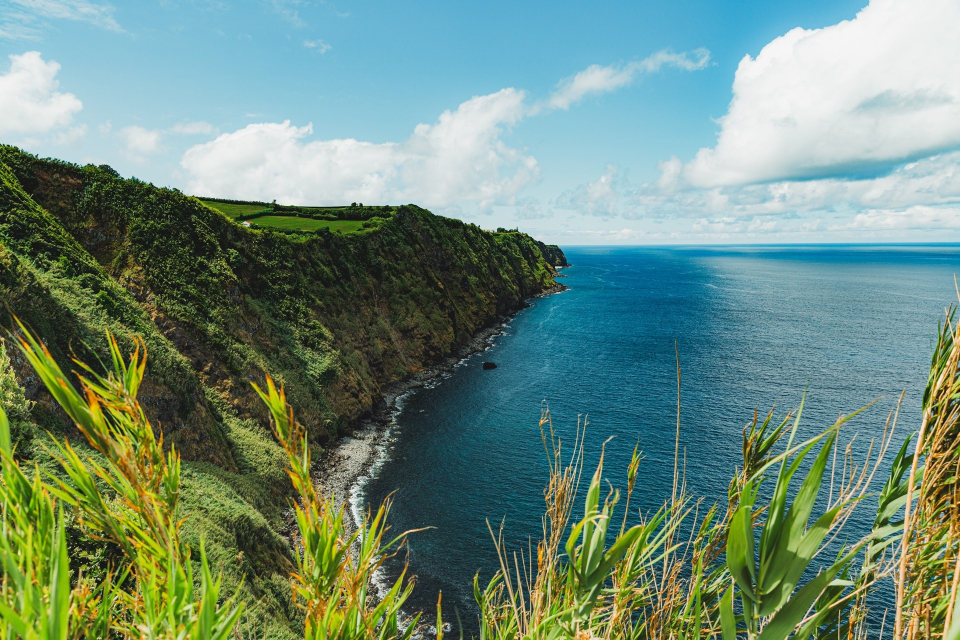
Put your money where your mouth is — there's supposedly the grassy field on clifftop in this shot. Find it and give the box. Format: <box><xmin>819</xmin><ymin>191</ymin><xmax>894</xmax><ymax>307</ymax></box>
<box><xmin>249</xmin><ymin>215</ymin><xmax>367</xmax><ymax>232</ymax></box>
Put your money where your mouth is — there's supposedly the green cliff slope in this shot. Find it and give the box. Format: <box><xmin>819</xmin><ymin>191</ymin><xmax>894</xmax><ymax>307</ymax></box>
<box><xmin>0</xmin><ymin>144</ymin><xmax>566</xmax><ymax>637</ymax></box>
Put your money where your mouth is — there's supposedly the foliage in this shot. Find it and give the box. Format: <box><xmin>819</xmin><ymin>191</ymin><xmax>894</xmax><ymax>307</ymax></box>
<box><xmin>0</xmin><ymin>144</ymin><xmax>562</xmax><ymax>636</ymax></box>
<box><xmin>270</xmin><ymin>204</ymin><xmax>395</xmax><ymax>222</ymax></box>
<box><xmin>254</xmin><ymin>377</ymin><xmax>420</xmax><ymax>640</ymax></box>
<box><xmin>0</xmin><ymin>325</ymin><xmax>243</xmax><ymax>639</ymax></box>
<box><xmin>472</xmin><ymin>392</ymin><xmax>918</xmax><ymax>639</ymax></box>
<box><xmin>1</xmin><ymin>305</ymin><xmax>960</xmax><ymax>640</ymax></box>
<box><xmin>894</xmin><ymin>308</ymin><xmax>960</xmax><ymax>640</ymax></box>
<box><xmin>0</xmin><ymin>338</ymin><xmax>34</xmax><ymax>451</ymax></box>
<box><xmin>0</xmin><ymin>323</ymin><xmax>437</xmax><ymax>639</ymax></box>
<box><xmin>5</xmin><ymin>145</ymin><xmax>960</xmax><ymax>640</ymax></box>
<box><xmin>0</xmin><ymin>144</ymin><xmax>561</xmax><ymax>438</ymax></box>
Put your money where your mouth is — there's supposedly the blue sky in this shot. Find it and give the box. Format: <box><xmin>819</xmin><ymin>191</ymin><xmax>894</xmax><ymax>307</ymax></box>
<box><xmin>2</xmin><ymin>0</ymin><xmax>959</xmax><ymax>244</ymax></box>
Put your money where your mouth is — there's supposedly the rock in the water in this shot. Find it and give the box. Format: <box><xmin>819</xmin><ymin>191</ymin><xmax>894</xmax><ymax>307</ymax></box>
<box><xmin>482</xmin><ymin>361</ymin><xmax>497</xmax><ymax>370</ymax></box>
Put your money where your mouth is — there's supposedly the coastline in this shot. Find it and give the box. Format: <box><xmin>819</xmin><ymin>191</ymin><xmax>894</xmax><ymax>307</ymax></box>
<box><xmin>313</xmin><ymin>281</ymin><xmax>569</xmax><ymax>529</ymax></box>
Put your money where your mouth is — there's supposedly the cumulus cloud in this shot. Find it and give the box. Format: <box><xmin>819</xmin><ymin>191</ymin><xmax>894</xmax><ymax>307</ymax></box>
<box><xmin>54</xmin><ymin>123</ymin><xmax>86</xmax><ymax>144</ymax></box>
<box><xmin>544</xmin><ymin>48</ymin><xmax>710</xmax><ymax>111</ymax></box>
<box><xmin>113</xmin><ymin>121</ymin><xmax>215</xmax><ymax>160</ymax></box>
<box><xmin>684</xmin><ymin>0</ymin><xmax>960</xmax><ymax>188</ymax></box>
<box><xmin>560</xmin><ymin>148</ymin><xmax>960</xmax><ymax>239</ymax></box>
<box><xmin>181</xmin><ymin>88</ymin><xmax>537</xmax><ymax>209</ymax></box>
<box><xmin>841</xmin><ymin>205</ymin><xmax>960</xmax><ymax>231</ymax></box>
<box><xmin>0</xmin><ymin>51</ymin><xmax>82</xmax><ymax>136</ymax></box>
<box><xmin>119</xmin><ymin>125</ymin><xmax>162</xmax><ymax>158</ymax></box>
<box><xmin>555</xmin><ymin>164</ymin><xmax>624</xmax><ymax>217</ymax></box>
<box><xmin>515</xmin><ymin>197</ymin><xmax>553</xmax><ymax>220</ymax></box>
<box><xmin>175</xmin><ymin>50</ymin><xmax>710</xmax><ymax>211</ymax></box>
<box><xmin>170</xmin><ymin>120</ymin><xmax>214</xmax><ymax>135</ymax></box>
<box><xmin>649</xmin><ymin>152</ymin><xmax>960</xmax><ymax>221</ymax></box>
<box><xmin>303</xmin><ymin>39</ymin><xmax>331</xmax><ymax>53</ymax></box>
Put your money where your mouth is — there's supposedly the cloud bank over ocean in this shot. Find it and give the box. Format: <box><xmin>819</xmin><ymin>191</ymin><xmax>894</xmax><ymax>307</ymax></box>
<box><xmin>557</xmin><ymin>0</ymin><xmax>960</xmax><ymax>239</ymax></box>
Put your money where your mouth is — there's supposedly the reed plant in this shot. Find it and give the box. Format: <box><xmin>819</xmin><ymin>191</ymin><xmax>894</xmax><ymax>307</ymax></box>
<box><xmin>1</xmin><ymin>306</ymin><xmax>960</xmax><ymax>640</ymax></box>
<box><xmin>893</xmin><ymin>309</ymin><xmax>960</xmax><ymax>640</ymax></box>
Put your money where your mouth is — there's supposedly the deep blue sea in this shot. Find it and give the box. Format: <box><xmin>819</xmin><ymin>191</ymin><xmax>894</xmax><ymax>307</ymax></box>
<box><xmin>359</xmin><ymin>245</ymin><xmax>960</xmax><ymax>629</ymax></box>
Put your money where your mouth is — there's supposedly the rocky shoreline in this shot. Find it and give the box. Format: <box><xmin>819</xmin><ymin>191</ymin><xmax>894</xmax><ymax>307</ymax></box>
<box><xmin>313</xmin><ymin>281</ymin><xmax>569</xmax><ymax>528</ymax></box>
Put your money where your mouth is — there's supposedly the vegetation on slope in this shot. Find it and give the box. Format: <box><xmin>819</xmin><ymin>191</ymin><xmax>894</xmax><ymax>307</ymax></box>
<box><xmin>536</xmin><ymin>240</ymin><xmax>569</xmax><ymax>267</ymax></box>
<box><xmin>0</xmin><ymin>144</ymin><xmax>563</xmax><ymax>438</ymax></box>
<box><xmin>0</xmin><ymin>144</ymin><xmax>565</xmax><ymax>636</ymax></box>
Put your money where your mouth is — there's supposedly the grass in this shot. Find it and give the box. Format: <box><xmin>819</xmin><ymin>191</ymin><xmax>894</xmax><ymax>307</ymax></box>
<box><xmin>251</xmin><ymin>216</ymin><xmax>367</xmax><ymax>233</ymax></box>
<box><xmin>201</xmin><ymin>200</ymin><xmax>271</xmax><ymax>219</ymax></box>
<box><xmin>0</xmin><ymin>324</ymin><xmax>415</xmax><ymax>640</ymax></box>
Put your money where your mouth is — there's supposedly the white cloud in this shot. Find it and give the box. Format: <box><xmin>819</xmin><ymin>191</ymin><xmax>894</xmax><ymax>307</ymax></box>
<box><xmin>684</xmin><ymin>0</ymin><xmax>960</xmax><ymax>188</ymax></box>
<box><xmin>2</xmin><ymin>0</ymin><xmax>122</xmax><ymax>37</ymax></box>
<box><xmin>515</xmin><ymin>197</ymin><xmax>553</xmax><ymax>220</ymax></box>
<box><xmin>54</xmin><ymin>123</ymin><xmax>86</xmax><ymax>144</ymax></box>
<box><xmin>174</xmin><ymin>51</ymin><xmax>708</xmax><ymax>212</ymax></box>
<box><xmin>303</xmin><ymin>39</ymin><xmax>331</xmax><ymax>53</ymax></box>
<box><xmin>171</xmin><ymin>120</ymin><xmax>214</xmax><ymax>135</ymax></box>
<box><xmin>691</xmin><ymin>216</ymin><xmax>782</xmax><ymax>235</ymax></box>
<box><xmin>0</xmin><ymin>51</ymin><xmax>82</xmax><ymax>136</ymax></box>
<box><xmin>0</xmin><ymin>11</ymin><xmax>38</xmax><ymax>40</ymax></box>
<box><xmin>181</xmin><ymin>88</ymin><xmax>537</xmax><ymax>209</ymax></box>
<box><xmin>119</xmin><ymin>125</ymin><xmax>162</xmax><ymax>157</ymax></box>
<box><xmin>841</xmin><ymin>205</ymin><xmax>960</xmax><ymax>231</ymax></box>
<box><xmin>656</xmin><ymin>156</ymin><xmax>683</xmax><ymax>192</ymax></box>
<box><xmin>555</xmin><ymin>164</ymin><xmax>623</xmax><ymax>217</ymax></box>
<box><xmin>545</xmin><ymin>48</ymin><xmax>710</xmax><ymax>111</ymax></box>
<box><xmin>676</xmin><ymin>152</ymin><xmax>960</xmax><ymax>219</ymax></box>
<box><xmin>271</xmin><ymin>0</ymin><xmax>305</xmax><ymax>27</ymax></box>
<box><xmin>559</xmin><ymin>148</ymin><xmax>960</xmax><ymax>239</ymax></box>
<box><xmin>115</xmin><ymin>121</ymin><xmax>212</xmax><ymax>158</ymax></box>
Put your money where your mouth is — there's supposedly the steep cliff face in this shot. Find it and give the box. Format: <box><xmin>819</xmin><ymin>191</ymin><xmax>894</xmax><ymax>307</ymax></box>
<box><xmin>0</xmin><ymin>145</ymin><xmax>564</xmax><ymax>449</ymax></box>
<box><xmin>536</xmin><ymin>240</ymin><xmax>569</xmax><ymax>267</ymax></box>
<box><xmin>0</xmin><ymin>145</ymin><xmax>566</xmax><ymax>637</ymax></box>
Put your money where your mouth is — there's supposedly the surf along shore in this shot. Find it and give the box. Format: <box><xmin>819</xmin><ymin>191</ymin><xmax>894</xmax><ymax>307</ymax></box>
<box><xmin>313</xmin><ymin>281</ymin><xmax>569</xmax><ymax>532</ymax></box>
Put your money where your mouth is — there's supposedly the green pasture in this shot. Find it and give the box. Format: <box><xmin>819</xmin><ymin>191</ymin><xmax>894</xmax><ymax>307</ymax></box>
<box><xmin>252</xmin><ymin>216</ymin><xmax>367</xmax><ymax>233</ymax></box>
<box><xmin>200</xmin><ymin>200</ymin><xmax>270</xmax><ymax>218</ymax></box>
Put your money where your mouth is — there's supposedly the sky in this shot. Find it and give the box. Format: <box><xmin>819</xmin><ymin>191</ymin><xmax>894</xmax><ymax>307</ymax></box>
<box><xmin>1</xmin><ymin>0</ymin><xmax>959</xmax><ymax>245</ymax></box>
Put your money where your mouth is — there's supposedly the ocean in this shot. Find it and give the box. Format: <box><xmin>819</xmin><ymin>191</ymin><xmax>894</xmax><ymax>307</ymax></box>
<box><xmin>359</xmin><ymin>245</ymin><xmax>960</xmax><ymax>630</ymax></box>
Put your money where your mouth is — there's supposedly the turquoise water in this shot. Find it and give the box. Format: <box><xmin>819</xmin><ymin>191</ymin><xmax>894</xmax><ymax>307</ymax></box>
<box><xmin>361</xmin><ymin>245</ymin><xmax>960</xmax><ymax>628</ymax></box>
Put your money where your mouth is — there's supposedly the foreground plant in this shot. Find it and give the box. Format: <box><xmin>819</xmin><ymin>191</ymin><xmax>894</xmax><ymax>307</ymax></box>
<box><xmin>894</xmin><ymin>309</ymin><xmax>960</xmax><ymax>640</ymax></box>
<box><xmin>3</xmin><ymin>304</ymin><xmax>960</xmax><ymax>639</ymax></box>
<box><xmin>475</xmin><ymin>390</ymin><xmax>914</xmax><ymax>640</ymax></box>
<box><xmin>253</xmin><ymin>377</ymin><xmax>419</xmax><ymax>640</ymax></box>
<box><xmin>0</xmin><ymin>324</ymin><xmax>242</xmax><ymax>639</ymax></box>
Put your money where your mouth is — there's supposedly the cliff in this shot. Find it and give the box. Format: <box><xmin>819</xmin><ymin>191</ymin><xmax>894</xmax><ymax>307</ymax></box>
<box><xmin>537</xmin><ymin>240</ymin><xmax>569</xmax><ymax>267</ymax></box>
<box><xmin>0</xmin><ymin>144</ymin><xmax>565</xmax><ymax>637</ymax></box>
